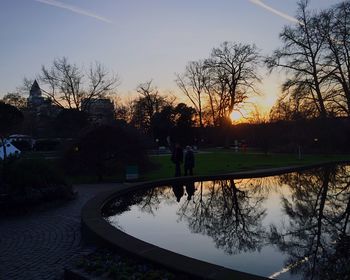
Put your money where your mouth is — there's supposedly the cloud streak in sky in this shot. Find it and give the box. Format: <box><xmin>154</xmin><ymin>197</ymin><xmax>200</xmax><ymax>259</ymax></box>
<box><xmin>249</xmin><ymin>0</ymin><xmax>300</xmax><ymax>24</ymax></box>
<box><xmin>34</xmin><ymin>0</ymin><xmax>113</xmax><ymax>24</ymax></box>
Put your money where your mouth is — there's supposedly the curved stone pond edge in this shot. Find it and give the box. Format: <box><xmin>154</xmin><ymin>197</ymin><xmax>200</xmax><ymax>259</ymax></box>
<box><xmin>81</xmin><ymin>161</ymin><xmax>349</xmax><ymax>280</ymax></box>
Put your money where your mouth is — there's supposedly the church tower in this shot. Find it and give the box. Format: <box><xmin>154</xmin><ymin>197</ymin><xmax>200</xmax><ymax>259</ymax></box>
<box><xmin>27</xmin><ymin>80</ymin><xmax>45</xmax><ymax>107</ymax></box>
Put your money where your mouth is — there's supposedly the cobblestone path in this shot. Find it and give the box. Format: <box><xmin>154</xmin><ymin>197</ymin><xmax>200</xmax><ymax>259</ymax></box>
<box><xmin>0</xmin><ymin>184</ymin><xmax>120</xmax><ymax>280</ymax></box>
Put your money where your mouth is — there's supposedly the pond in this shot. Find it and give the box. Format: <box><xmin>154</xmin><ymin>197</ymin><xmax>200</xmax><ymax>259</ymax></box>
<box><xmin>103</xmin><ymin>165</ymin><xmax>350</xmax><ymax>280</ymax></box>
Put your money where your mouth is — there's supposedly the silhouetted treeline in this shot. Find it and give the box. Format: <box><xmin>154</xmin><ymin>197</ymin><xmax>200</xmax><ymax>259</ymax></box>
<box><xmin>197</xmin><ymin>118</ymin><xmax>350</xmax><ymax>154</ymax></box>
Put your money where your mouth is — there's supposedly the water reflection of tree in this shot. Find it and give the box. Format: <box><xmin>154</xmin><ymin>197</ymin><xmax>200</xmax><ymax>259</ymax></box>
<box><xmin>102</xmin><ymin>186</ymin><xmax>170</xmax><ymax>217</ymax></box>
<box><xmin>270</xmin><ymin>165</ymin><xmax>350</xmax><ymax>280</ymax></box>
<box><xmin>137</xmin><ymin>186</ymin><xmax>174</xmax><ymax>215</ymax></box>
<box><xmin>102</xmin><ymin>189</ymin><xmax>146</xmax><ymax>218</ymax></box>
<box><xmin>177</xmin><ymin>179</ymin><xmax>267</xmax><ymax>255</ymax></box>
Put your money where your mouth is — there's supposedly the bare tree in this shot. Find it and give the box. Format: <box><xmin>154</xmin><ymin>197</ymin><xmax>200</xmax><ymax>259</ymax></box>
<box><xmin>246</xmin><ymin>105</ymin><xmax>269</xmax><ymax>124</ymax></box>
<box><xmin>269</xmin><ymin>91</ymin><xmax>320</xmax><ymax>122</ymax></box>
<box><xmin>113</xmin><ymin>96</ymin><xmax>134</xmax><ymax>123</ymax></box>
<box><xmin>266</xmin><ymin>0</ymin><xmax>332</xmax><ymax>119</ymax></box>
<box><xmin>1</xmin><ymin>93</ymin><xmax>27</xmax><ymax>109</ymax></box>
<box><xmin>131</xmin><ymin>80</ymin><xmax>175</xmax><ymax>133</ymax></box>
<box><xmin>175</xmin><ymin>60</ymin><xmax>209</xmax><ymax>127</ymax></box>
<box><xmin>321</xmin><ymin>2</ymin><xmax>350</xmax><ymax>117</ymax></box>
<box><xmin>205</xmin><ymin>41</ymin><xmax>261</xmax><ymax>120</ymax></box>
<box><xmin>204</xmin><ymin>67</ymin><xmax>233</xmax><ymax>125</ymax></box>
<box><xmin>39</xmin><ymin>57</ymin><xmax>119</xmax><ymax>111</ymax></box>
<box><xmin>136</xmin><ymin>80</ymin><xmax>162</xmax><ymax>121</ymax></box>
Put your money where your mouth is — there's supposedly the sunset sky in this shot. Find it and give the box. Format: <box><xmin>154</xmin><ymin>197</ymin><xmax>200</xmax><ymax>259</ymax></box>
<box><xmin>0</xmin><ymin>0</ymin><xmax>342</xmax><ymax>115</ymax></box>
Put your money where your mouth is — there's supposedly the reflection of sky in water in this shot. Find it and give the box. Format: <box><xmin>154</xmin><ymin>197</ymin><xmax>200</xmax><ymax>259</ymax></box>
<box><xmin>105</xmin><ymin>166</ymin><xmax>350</xmax><ymax>280</ymax></box>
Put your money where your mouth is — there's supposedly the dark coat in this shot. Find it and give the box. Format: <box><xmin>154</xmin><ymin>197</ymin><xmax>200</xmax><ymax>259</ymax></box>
<box><xmin>184</xmin><ymin>150</ymin><xmax>194</xmax><ymax>168</ymax></box>
<box><xmin>171</xmin><ymin>146</ymin><xmax>183</xmax><ymax>164</ymax></box>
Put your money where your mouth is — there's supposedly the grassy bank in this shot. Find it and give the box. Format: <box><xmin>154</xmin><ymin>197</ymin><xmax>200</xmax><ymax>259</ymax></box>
<box><xmin>144</xmin><ymin>149</ymin><xmax>350</xmax><ymax>181</ymax></box>
<box><xmin>19</xmin><ymin>149</ymin><xmax>350</xmax><ymax>183</ymax></box>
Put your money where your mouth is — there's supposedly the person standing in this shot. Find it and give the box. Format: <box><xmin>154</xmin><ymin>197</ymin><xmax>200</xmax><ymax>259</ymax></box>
<box><xmin>184</xmin><ymin>145</ymin><xmax>195</xmax><ymax>176</ymax></box>
<box><xmin>171</xmin><ymin>143</ymin><xmax>183</xmax><ymax>177</ymax></box>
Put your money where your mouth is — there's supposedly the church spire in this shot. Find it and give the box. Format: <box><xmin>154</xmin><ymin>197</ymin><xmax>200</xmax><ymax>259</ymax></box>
<box><xmin>28</xmin><ymin>80</ymin><xmax>46</xmax><ymax>108</ymax></box>
<box><xmin>30</xmin><ymin>80</ymin><xmax>42</xmax><ymax>97</ymax></box>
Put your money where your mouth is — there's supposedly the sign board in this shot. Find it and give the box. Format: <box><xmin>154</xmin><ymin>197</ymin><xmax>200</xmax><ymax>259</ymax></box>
<box><xmin>126</xmin><ymin>165</ymin><xmax>139</xmax><ymax>180</ymax></box>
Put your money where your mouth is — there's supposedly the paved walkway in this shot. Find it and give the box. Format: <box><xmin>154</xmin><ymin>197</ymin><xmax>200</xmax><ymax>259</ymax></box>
<box><xmin>0</xmin><ymin>183</ymin><xmax>121</xmax><ymax>280</ymax></box>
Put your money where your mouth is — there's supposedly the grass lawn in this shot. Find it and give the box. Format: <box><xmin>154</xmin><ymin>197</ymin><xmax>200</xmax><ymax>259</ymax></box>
<box><xmin>144</xmin><ymin>149</ymin><xmax>350</xmax><ymax>181</ymax></box>
<box><xmin>20</xmin><ymin>149</ymin><xmax>350</xmax><ymax>183</ymax></box>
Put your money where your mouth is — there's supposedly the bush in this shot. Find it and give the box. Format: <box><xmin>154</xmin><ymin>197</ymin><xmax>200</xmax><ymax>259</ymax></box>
<box><xmin>34</xmin><ymin>139</ymin><xmax>60</xmax><ymax>151</ymax></box>
<box><xmin>63</xmin><ymin>124</ymin><xmax>150</xmax><ymax>181</ymax></box>
<box><xmin>54</xmin><ymin>109</ymin><xmax>89</xmax><ymax>137</ymax></box>
<box><xmin>1</xmin><ymin>158</ymin><xmax>73</xmax><ymax>204</ymax></box>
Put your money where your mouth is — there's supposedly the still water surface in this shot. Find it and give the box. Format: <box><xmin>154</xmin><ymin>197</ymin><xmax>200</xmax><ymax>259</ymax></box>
<box><xmin>103</xmin><ymin>165</ymin><xmax>350</xmax><ymax>279</ymax></box>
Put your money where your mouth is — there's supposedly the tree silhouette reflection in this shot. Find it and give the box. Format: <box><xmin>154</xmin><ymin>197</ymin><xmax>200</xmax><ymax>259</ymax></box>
<box><xmin>102</xmin><ymin>186</ymin><xmax>171</xmax><ymax>217</ymax></box>
<box><xmin>103</xmin><ymin>165</ymin><xmax>350</xmax><ymax>279</ymax></box>
<box><xmin>270</xmin><ymin>165</ymin><xmax>350</xmax><ymax>280</ymax></box>
<box><xmin>177</xmin><ymin>179</ymin><xmax>267</xmax><ymax>254</ymax></box>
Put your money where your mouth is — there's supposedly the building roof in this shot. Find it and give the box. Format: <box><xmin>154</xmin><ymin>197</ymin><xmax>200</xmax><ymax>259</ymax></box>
<box><xmin>30</xmin><ymin>80</ymin><xmax>42</xmax><ymax>97</ymax></box>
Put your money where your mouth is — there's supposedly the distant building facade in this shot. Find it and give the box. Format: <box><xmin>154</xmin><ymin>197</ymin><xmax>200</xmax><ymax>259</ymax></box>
<box><xmin>22</xmin><ymin>81</ymin><xmax>115</xmax><ymax>136</ymax></box>
<box><xmin>82</xmin><ymin>98</ymin><xmax>115</xmax><ymax>125</ymax></box>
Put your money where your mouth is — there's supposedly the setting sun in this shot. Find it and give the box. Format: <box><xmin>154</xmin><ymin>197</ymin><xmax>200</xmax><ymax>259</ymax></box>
<box><xmin>230</xmin><ymin>111</ymin><xmax>243</xmax><ymax>123</ymax></box>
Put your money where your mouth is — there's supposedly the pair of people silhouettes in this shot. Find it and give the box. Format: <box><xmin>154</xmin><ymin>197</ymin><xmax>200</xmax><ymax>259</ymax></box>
<box><xmin>171</xmin><ymin>144</ymin><xmax>195</xmax><ymax>177</ymax></box>
<box><xmin>172</xmin><ymin>182</ymin><xmax>196</xmax><ymax>202</ymax></box>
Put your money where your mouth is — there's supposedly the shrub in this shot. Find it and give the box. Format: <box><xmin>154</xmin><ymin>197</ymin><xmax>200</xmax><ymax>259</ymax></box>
<box><xmin>63</xmin><ymin>124</ymin><xmax>150</xmax><ymax>181</ymax></box>
<box><xmin>54</xmin><ymin>109</ymin><xmax>89</xmax><ymax>138</ymax></box>
<box><xmin>3</xmin><ymin>158</ymin><xmax>73</xmax><ymax>201</ymax></box>
<box><xmin>34</xmin><ymin>139</ymin><xmax>60</xmax><ymax>151</ymax></box>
